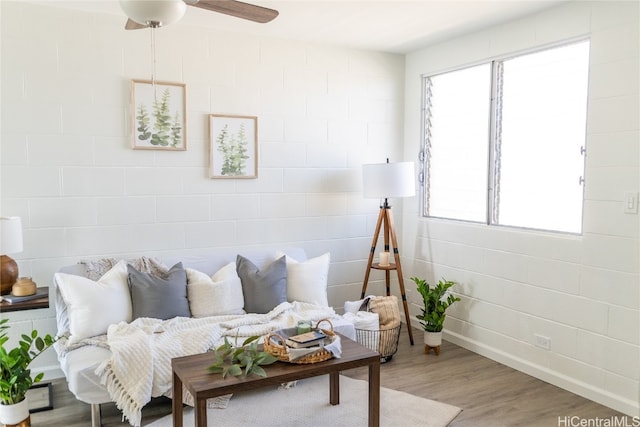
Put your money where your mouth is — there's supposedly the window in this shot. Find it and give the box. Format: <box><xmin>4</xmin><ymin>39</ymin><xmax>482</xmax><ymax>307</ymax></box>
<box><xmin>421</xmin><ymin>40</ymin><xmax>590</xmax><ymax>234</ymax></box>
<box><xmin>424</xmin><ymin>64</ymin><xmax>491</xmax><ymax>222</ymax></box>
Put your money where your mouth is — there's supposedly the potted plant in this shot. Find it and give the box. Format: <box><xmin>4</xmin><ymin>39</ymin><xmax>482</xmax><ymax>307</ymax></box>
<box><xmin>0</xmin><ymin>318</ymin><xmax>57</xmax><ymax>426</ymax></box>
<box><xmin>411</xmin><ymin>277</ymin><xmax>460</xmax><ymax>354</ymax></box>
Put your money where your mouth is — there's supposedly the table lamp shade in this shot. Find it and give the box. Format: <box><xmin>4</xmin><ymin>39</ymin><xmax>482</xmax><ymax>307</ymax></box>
<box><xmin>362</xmin><ymin>161</ymin><xmax>415</xmax><ymax>199</ymax></box>
<box><xmin>1</xmin><ymin>217</ymin><xmax>23</xmax><ymax>254</ymax></box>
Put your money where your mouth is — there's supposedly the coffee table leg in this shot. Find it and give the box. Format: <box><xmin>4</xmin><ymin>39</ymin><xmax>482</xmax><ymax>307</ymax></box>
<box><xmin>369</xmin><ymin>360</ymin><xmax>380</xmax><ymax>427</ymax></box>
<box><xmin>329</xmin><ymin>372</ymin><xmax>340</xmax><ymax>405</ymax></box>
<box><xmin>195</xmin><ymin>398</ymin><xmax>207</xmax><ymax>427</ymax></box>
<box><xmin>172</xmin><ymin>372</ymin><xmax>183</xmax><ymax>427</ymax></box>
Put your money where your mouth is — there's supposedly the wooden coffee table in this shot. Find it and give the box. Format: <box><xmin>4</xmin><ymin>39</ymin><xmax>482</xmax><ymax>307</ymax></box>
<box><xmin>171</xmin><ymin>334</ymin><xmax>380</xmax><ymax>427</ymax></box>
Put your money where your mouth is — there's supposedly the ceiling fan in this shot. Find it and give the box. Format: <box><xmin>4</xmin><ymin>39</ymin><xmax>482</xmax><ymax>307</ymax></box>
<box><xmin>120</xmin><ymin>0</ymin><xmax>279</xmax><ymax>30</ymax></box>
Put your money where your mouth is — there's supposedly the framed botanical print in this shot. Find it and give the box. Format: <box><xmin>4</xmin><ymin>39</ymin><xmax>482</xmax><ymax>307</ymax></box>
<box><xmin>26</xmin><ymin>382</ymin><xmax>53</xmax><ymax>413</ymax></box>
<box><xmin>130</xmin><ymin>80</ymin><xmax>186</xmax><ymax>150</ymax></box>
<box><xmin>209</xmin><ymin>114</ymin><xmax>258</xmax><ymax>179</ymax></box>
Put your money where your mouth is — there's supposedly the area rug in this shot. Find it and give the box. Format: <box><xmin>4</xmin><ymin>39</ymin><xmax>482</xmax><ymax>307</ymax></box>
<box><xmin>147</xmin><ymin>375</ymin><xmax>461</xmax><ymax>427</ymax></box>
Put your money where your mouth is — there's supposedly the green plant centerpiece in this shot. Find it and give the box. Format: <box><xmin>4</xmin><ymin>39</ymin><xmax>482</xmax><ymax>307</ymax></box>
<box><xmin>0</xmin><ymin>318</ymin><xmax>57</xmax><ymax>406</ymax></box>
<box><xmin>208</xmin><ymin>336</ymin><xmax>277</xmax><ymax>379</ymax></box>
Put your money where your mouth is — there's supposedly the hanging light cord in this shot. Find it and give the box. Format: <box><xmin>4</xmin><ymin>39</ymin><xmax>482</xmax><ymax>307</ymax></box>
<box><xmin>150</xmin><ymin>25</ymin><xmax>157</xmax><ymax>99</ymax></box>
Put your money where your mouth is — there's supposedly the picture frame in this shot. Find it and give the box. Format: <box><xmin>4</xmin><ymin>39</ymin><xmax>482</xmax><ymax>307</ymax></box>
<box><xmin>26</xmin><ymin>382</ymin><xmax>53</xmax><ymax>413</ymax></box>
<box><xmin>209</xmin><ymin>114</ymin><xmax>258</xmax><ymax>179</ymax></box>
<box><xmin>130</xmin><ymin>79</ymin><xmax>186</xmax><ymax>150</ymax></box>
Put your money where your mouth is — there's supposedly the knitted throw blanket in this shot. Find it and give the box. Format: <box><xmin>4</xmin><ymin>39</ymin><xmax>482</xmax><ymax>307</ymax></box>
<box><xmin>96</xmin><ymin>301</ymin><xmax>337</xmax><ymax>426</ymax></box>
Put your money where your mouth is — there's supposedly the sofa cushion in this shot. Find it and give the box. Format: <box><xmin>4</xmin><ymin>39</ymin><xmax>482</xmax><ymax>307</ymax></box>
<box><xmin>236</xmin><ymin>254</ymin><xmax>287</xmax><ymax>314</ymax></box>
<box><xmin>79</xmin><ymin>256</ymin><xmax>168</xmax><ymax>281</ymax></box>
<box><xmin>277</xmin><ymin>251</ymin><xmax>330</xmax><ymax>307</ymax></box>
<box><xmin>54</xmin><ymin>260</ymin><xmax>131</xmax><ymax>344</ymax></box>
<box><xmin>186</xmin><ymin>262</ymin><xmax>245</xmax><ymax>317</ymax></box>
<box><xmin>128</xmin><ymin>262</ymin><xmax>191</xmax><ymax>320</ymax></box>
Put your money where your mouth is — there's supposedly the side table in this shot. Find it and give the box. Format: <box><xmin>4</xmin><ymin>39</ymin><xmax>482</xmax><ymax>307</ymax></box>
<box><xmin>0</xmin><ymin>287</ymin><xmax>49</xmax><ymax>313</ymax></box>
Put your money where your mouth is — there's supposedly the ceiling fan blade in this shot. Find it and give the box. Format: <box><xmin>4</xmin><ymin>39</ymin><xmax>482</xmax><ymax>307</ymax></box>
<box><xmin>125</xmin><ymin>18</ymin><xmax>148</xmax><ymax>30</ymax></box>
<box><xmin>189</xmin><ymin>0</ymin><xmax>279</xmax><ymax>23</ymax></box>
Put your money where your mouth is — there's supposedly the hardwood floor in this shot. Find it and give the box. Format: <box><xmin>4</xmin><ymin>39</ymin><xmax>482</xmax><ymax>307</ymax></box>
<box><xmin>32</xmin><ymin>327</ymin><xmax>626</xmax><ymax>426</ymax></box>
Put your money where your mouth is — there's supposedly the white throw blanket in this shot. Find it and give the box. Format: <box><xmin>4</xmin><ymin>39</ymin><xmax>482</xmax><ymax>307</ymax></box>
<box><xmin>96</xmin><ymin>301</ymin><xmax>337</xmax><ymax>427</ymax></box>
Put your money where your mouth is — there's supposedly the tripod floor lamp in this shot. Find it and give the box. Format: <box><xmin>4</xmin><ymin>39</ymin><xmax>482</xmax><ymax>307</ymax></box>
<box><xmin>361</xmin><ymin>160</ymin><xmax>416</xmax><ymax>345</ymax></box>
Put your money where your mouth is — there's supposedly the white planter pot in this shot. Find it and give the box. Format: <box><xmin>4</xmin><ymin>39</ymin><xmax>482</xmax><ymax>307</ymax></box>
<box><xmin>0</xmin><ymin>398</ymin><xmax>30</xmax><ymax>426</ymax></box>
<box><xmin>423</xmin><ymin>331</ymin><xmax>442</xmax><ymax>347</ymax></box>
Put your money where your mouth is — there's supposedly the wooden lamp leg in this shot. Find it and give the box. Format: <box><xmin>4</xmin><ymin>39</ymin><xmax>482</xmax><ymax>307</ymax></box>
<box><xmin>361</xmin><ymin>207</ymin><xmax>385</xmax><ymax>299</ymax></box>
<box><xmin>386</xmin><ymin>208</ymin><xmax>414</xmax><ymax>346</ymax></box>
<box><xmin>361</xmin><ymin>205</ymin><xmax>415</xmax><ymax>346</ymax></box>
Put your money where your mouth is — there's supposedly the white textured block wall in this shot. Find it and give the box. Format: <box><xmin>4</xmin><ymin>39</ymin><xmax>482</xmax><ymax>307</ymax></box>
<box><xmin>0</xmin><ymin>1</ymin><xmax>404</xmax><ymax>377</ymax></box>
<box><xmin>404</xmin><ymin>1</ymin><xmax>639</xmax><ymax>417</ymax></box>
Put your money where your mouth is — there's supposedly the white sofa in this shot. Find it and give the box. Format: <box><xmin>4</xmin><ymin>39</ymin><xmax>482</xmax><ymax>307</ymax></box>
<box><xmin>52</xmin><ymin>247</ymin><xmax>355</xmax><ymax>427</ymax></box>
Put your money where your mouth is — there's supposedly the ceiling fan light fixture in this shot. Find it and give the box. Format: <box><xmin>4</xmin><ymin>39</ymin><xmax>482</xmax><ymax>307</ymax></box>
<box><xmin>119</xmin><ymin>0</ymin><xmax>187</xmax><ymax>27</ymax></box>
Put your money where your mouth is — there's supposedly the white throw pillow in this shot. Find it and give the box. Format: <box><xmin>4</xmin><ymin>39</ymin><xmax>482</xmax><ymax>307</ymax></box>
<box><xmin>343</xmin><ymin>295</ymin><xmax>374</xmax><ymax>314</ymax></box>
<box><xmin>186</xmin><ymin>263</ymin><xmax>245</xmax><ymax>317</ymax></box>
<box><xmin>54</xmin><ymin>260</ymin><xmax>131</xmax><ymax>344</ymax></box>
<box><xmin>277</xmin><ymin>251</ymin><xmax>330</xmax><ymax>307</ymax></box>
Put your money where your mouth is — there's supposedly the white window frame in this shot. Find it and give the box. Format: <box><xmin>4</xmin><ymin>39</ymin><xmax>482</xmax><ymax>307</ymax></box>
<box><xmin>418</xmin><ymin>38</ymin><xmax>590</xmax><ymax>235</ymax></box>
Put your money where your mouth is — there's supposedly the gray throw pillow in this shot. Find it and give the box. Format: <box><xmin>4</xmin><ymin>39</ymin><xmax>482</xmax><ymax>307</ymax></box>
<box><xmin>128</xmin><ymin>262</ymin><xmax>191</xmax><ymax>320</ymax></box>
<box><xmin>236</xmin><ymin>255</ymin><xmax>287</xmax><ymax>314</ymax></box>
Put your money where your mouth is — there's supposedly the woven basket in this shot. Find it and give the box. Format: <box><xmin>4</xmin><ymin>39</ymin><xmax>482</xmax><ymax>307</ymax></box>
<box><xmin>355</xmin><ymin>324</ymin><xmax>401</xmax><ymax>363</ymax></box>
<box><xmin>264</xmin><ymin>318</ymin><xmax>336</xmax><ymax>364</ymax></box>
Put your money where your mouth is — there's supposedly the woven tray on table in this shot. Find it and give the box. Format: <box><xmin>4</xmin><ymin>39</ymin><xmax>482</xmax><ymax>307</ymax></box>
<box><xmin>264</xmin><ymin>318</ymin><xmax>336</xmax><ymax>364</ymax></box>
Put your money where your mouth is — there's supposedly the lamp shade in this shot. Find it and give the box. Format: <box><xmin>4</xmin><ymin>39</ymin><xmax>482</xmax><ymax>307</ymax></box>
<box><xmin>0</xmin><ymin>217</ymin><xmax>23</xmax><ymax>255</ymax></box>
<box><xmin>119</xmin><ymin>0</ymin><xmax>187</xmax><ymax>26</ymax></box>
<box><xmin>362</xmin><ymin>161</ymin><xmax>416</xmax><ymax>199</ymax></box>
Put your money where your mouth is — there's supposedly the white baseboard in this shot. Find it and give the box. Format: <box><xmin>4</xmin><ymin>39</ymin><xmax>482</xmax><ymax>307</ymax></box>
<box><xmin>442</xmin><ymin>329</ymin><xmax>639</xmax><ymax>417</ymax></box>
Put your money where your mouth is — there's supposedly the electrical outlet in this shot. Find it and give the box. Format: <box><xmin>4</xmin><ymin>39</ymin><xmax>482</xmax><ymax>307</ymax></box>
<box><xmin>534</xmin><ymin>334</ymin><xmax>551</xmax><ymax>350</ymax></box>
<box><xmin>624</xmin><ymin>191</ymin><xmax>639</xmax><ymax>214</ymax></box>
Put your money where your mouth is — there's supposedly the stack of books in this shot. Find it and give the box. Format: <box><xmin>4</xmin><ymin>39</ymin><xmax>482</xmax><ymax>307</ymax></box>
<box><xmin>285</xmin><ymin>330</ymin><xmax>327</xmax><ymax>348</ymax></box>
<box><xmin>1</xmin><ymin>288</ymin><xmax>47</xmax><ymax>304</ymax></box>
